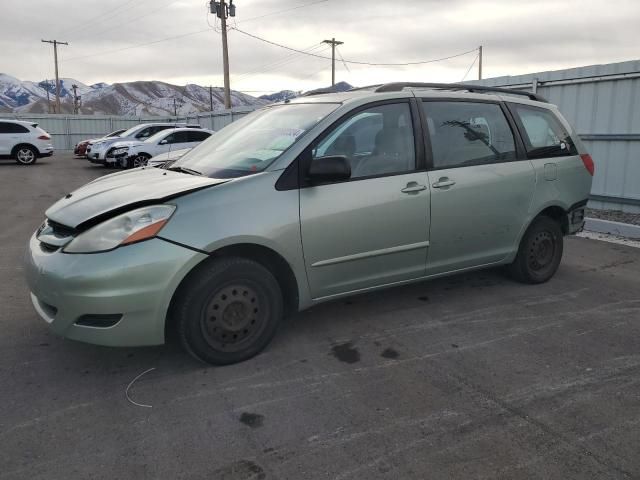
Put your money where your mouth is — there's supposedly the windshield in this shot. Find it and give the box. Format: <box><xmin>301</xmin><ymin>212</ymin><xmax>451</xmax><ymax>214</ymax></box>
<box><xmin>144</xmin><ymin>128</ymin><xmax>176</xmax><ymax>144</ymax></box>
<box><xmin>118</xmin><ymin>125</ymin><xmax>145</xmax><ymax>138</ymax></box>
<box><xmin>107</xmin><ymin>129</ymin><xmax>125</xmax><ymax>137</ymax></box>
<box><xmin>172</xmin><ymin>103</ymin><xmax>338</xmax><ymax>178</ymax></box>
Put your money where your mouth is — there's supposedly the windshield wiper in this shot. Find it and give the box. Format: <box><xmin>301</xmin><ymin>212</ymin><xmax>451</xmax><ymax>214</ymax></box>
<box><xmin>167</xmin><ymin>166</ymin><xmax>203</xmax><ymax>176</ymax></box>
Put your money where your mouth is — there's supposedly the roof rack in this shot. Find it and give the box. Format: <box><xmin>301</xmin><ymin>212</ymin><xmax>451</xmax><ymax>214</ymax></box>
<box><xmin>374</xmin><ymin>82</ymin><xmax>548</xmax><ymax>102</ymax></box>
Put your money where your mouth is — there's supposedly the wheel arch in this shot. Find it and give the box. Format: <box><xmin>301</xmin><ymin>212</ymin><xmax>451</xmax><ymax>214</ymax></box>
<box><xmin>531</xmin><ymin>204</ymin><xmax>569</xmax><ymax>234</ymax></box>
<box><xmin>165</xmin><ymin>242</ymin><xmax>300</xmax><ymax>339</ymax></box>
<box><xmin>11</xmin><ymin>143</ymin><xmax>40</xmax><ymax>157</ymax></box>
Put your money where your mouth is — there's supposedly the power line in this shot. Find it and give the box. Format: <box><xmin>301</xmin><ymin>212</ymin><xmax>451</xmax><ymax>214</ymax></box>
<box><xmin>336</xmin><ymin>47</ymin><xmax>351</xmax><ymax>74</ymax></box>
<box><xmin>73</xmin><ymin>0</ymin><xmax>178</xmax><ymax>42</ymax></box>
<box><xmin>233</xmin><ymin>43</ymin><xmax>327</xmax><ymax>81</ymax></box>
<box><xmin>231</xmin><ymin>27</ymin><xmax>479</xmax><ymax>66</ymax></box>
<box><xmin>237</xmin><ymin>0</ymin><xmax>329</xmax><ymax>24</ymax></box>
<box><xmin>461</xmin><ymin>54</ymin><xmax>479</xmax><ymax>82</ymax></box>
<box><xmin>61</xmin><ymin>28</ymin><xmax>213</xmax><ymax>63</ymax></box>
<box><xmin>63</xmin><ymin>0</ymin><xmax>147</xmax><ymax>39</ymax></box>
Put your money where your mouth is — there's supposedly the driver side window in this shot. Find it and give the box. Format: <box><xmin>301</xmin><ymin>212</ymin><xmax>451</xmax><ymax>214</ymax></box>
<box><xmin>312</xmin><ymin>103</ymin><xmax>415</xmax><ymax>179</ymax></box>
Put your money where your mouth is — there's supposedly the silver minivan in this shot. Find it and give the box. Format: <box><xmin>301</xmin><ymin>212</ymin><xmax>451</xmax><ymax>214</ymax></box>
<box><xmin>25</xmin><ymin>83</ymin><xmax>594</xmax><ymax>364</ymax></box>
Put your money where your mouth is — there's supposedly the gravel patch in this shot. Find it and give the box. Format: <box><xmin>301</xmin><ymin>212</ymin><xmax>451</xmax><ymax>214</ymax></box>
<box><xmin>586</xmin><ymin>208</ymin><xmax>640</xmax><ymax>226</ymax></box>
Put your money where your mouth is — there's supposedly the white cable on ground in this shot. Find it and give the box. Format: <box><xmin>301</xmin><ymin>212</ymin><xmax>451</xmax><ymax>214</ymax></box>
<box><xmin>125</xmin><ymin>367</ymin><xmax>156</xmax><ymax>408</ymax></box>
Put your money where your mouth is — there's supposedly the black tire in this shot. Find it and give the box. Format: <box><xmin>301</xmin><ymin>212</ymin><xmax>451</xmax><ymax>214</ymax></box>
<box><xmin>14</xmin><ymin>145</ymin><xmax>38</xmax><ymax>165</ymax></box>
<box><xmin>130</xmin><ymin>154</ymin><xmax>150</xmax><ymax>169</ymax></box>
<box><xmin>176</xmin><ymin>257</ymin><xmax>283</xmax><ymax>365</ymax></box>
<box><xmin>508</xmin><ymin>215</ymin><xmax>564</xmax><ymax>284</ymax></box>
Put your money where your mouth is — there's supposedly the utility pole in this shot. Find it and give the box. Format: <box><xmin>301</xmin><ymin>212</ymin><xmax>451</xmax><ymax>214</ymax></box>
<box><xmin>44</xmin><ymin>80</ymin><xmax>52</xmax><ymax>114</ymax></box>
<box><xmin>210</xmin><ymin>0</ymin><xmax>236</xmax><ymax>109</ymax></box>
<box><xmin>478</xmin><ymin>45</ymin><xmax>483</xmax><ymax>80</ymax></box>
<box><xmin>41</xmin><ymin>39</ymin><xmax>69</xmax><ymax>114</ymax></box>
<box><xmin>173</xmin><ymin>98</ymin><xmax>178</xmax><ymax>116</ymax></box>
<box><xmin>71</xmin><ymin>84</ymin><xmax>81</xmax><ymax>114</ymax></box>
<box><xmin>209</xmin><ymin>85</ymin><xmax>214</xmax><ymax>111</ymax></box>
<box><xmin>322</xmin><ymin>38</ymin><xmax>344</xmax><ymax>87</ymax></box>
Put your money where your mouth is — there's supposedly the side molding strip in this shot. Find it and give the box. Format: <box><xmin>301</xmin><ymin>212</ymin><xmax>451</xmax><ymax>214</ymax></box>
<box><xmin>311</xmin><ymin>241</ymin><xmax>430</xmax><ymax>268</ymax></box>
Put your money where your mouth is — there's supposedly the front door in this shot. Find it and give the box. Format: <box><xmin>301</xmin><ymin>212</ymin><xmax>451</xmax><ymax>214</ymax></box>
<box><xmin>420</xmin><ymin>100</ymin><xmax>536</xmax><ymax>274</ymax></box>
<box><xmin>300</xmin><ymin>101</ymin><xmax>431</xmax><ymax>299</ymax></box>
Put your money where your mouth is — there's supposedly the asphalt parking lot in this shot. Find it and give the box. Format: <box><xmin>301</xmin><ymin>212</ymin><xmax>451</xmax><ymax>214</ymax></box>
<box><xmin>1</xmin><ymin>153</ymin><xmax>639</xmax><ymax>479</ymax></box>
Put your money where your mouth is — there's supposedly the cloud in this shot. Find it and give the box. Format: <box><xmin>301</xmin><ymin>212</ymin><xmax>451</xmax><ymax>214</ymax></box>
<box><xmin>3</xmin><ymin>0</ymin><xmax>639</xmax><ymax>94</ymax></box>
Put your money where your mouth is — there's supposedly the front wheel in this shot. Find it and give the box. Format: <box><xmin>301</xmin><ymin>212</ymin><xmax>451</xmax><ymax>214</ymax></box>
<box><xmin>508</xmin><ymin>216</ymin><xmax>563</xmax><ymax>284</ymax></box>
<box><xmin>14</xmin><ymin>146</ymin><xmax>38</xmax><ymax>165</ymax></box>
<box><xmin>175</xmin><ymin>257</ymin><xmax>283</xmax><ymax>365</ymax></box>
<box><xmin>126</xmin><ymin>154</ymin><xmax>150</xmax><ymax>169</ymax></box>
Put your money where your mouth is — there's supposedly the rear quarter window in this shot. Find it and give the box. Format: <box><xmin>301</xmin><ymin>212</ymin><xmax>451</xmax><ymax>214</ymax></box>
<box><xmin>510</xmin><ymin>103</ymin><xmax>577</xmax><ymax>158</ymax></box>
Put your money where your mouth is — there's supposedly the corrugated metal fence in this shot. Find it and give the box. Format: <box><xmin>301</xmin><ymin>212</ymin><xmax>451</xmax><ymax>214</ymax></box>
<box><xmin>469</xmin><ymin>59</ymin><xmax>640</xmax><ymax>212</ymax></box>
<box><xmin>7</xmin><ymin>61</ymin><xmax>640</xmax><ymax>212</ymax></box>
<box><xmin>5</xmin><ymin>107</ymin><xmax>256</xmax><ymax>152</ymax></box>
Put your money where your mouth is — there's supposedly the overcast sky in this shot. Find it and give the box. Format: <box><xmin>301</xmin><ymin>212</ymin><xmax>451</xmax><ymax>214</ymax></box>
<box><xmin>2</xmin><ymin>0</ymin><xmax>639</xmax><ymax>94</ymax></box>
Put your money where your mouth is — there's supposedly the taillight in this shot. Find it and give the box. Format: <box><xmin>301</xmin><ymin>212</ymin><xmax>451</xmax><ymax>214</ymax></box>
<box><xmin>38</xmin><ymin>135</ymin><xmax>50</xmax><ymax>140</ymax></box>
<box><xmin>580</xmin><ymin>153</ymin><xmax>594</xmax><ymax>176</ymax></box>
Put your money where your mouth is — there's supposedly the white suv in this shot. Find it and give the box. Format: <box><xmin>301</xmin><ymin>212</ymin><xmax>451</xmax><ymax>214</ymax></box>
<box><xmin>88</xmin><ymin>123</ymin><xmax>202</xmax><ymax>165</ymax></box>
<box><xmin>0</xmin><ymin>120</ymin><xmax>54</xmax><ymax>165</ymax></box>
<box><xmin>110</xmin><ymin>128</ymin><xmax>214</xmax><ymax>168</ymax></box>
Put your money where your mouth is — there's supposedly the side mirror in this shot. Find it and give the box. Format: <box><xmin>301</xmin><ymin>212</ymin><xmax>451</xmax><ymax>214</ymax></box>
<box><xmin>159</xmin><ymin>139</ymin><xmax>168</xmax><ymax>145</ymax></box>
<box><xmin>308</xmin><ymin>155</ymin><xmax>351</xmax><ymax>183</ymax></box>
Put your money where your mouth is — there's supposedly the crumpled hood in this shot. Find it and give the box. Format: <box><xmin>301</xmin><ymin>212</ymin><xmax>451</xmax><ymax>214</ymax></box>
<box><xmin>111</xmin><ymin>140</ymin><xmax>143</xmax><ymax>149</ymax></box>
<box><xmin>46</xmin><ymin>167</ymin><xmax>228</xmax><ymax>229</ymax></box>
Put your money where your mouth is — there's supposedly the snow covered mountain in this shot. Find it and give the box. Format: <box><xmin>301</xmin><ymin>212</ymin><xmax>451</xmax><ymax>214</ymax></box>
<box><xmin>0</xmin><ymin>74</ymin><xmax>267</xmax><ymax>115</ymax></box>
<box><xmin>258</xmin><ymin>82</ymin><xmax>353</xmax><ymax>103</ymax></box>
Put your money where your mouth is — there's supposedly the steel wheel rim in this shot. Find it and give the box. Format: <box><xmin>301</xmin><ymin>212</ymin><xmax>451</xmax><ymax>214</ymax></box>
<box><xmin>17</xmin><ymin>149</ymin><xmax>35</xmax><ymax>163</ymax></box>
<box><xmin>528</xmin><ymin>231</ymin><xmax>555</xmax><ymax>271</ymax></box>
<box><xmin>133</xmin><ymin>156</ymin><xmax>147</xmax><ymax>167</ymax></box>
<box><xmin>200</xmin><ymin>284</ymin><xmax>266</xmax><ymax>352</ymax></box>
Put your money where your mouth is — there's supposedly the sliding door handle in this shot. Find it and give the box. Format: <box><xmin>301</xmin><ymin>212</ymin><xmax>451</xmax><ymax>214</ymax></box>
<box><xmin>432</xmin><ymin>179</ymin><xmax>456</xmax><ymax>189</ymax></box>
<box><xmin>401</xmin><ymin>183</ymin><xmax>427</xmax><ymax>194</ymax></box>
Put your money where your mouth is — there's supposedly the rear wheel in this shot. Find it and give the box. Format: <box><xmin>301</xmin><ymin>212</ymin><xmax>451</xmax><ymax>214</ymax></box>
<box><xmin>14</xmin><ymin>146</ymin><xmax>38</xmax><ymax>165</ymax></box>
<box><xmin>508</xmin><ymin>216</ymin><xmax>563</xmax><ymax>284</ymax></box>
<box><xmin>175</xmin><ymin>257</ymin><xmax>283</xmax><ymax>365</ymax></box>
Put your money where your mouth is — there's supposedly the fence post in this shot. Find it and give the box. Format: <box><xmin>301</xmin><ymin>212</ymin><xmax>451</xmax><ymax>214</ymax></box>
<box><xmin>65</xmin><ymin>116</ymin><xmax>71</xmax><ymax>150</ymax></box>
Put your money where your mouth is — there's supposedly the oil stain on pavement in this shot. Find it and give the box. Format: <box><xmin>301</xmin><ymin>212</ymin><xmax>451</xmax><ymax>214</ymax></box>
<box><xmin>331</xmin><ymin>341</ymin><xmax>360</xmax><ymax>363</ymax></box>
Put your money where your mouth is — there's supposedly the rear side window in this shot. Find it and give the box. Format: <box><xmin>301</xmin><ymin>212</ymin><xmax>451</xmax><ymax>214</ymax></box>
<box><xmin>511</xmin><ymin>104</ymin><xmax>577</xmax><ymax>158</ymax></box>
<box><xmin>422</xmin><ymin>101</ymin><xmax>516</xmax><ymax>169</ymax></box>
<box><xmin>187</xmin><ymin>130</ymin><xmax>211</xmax><ymax>142</ymax></box>
<box><xmin>0</xmin><ymin>122</ymin><xmax>29</xmax><ymax>134</ymax></box>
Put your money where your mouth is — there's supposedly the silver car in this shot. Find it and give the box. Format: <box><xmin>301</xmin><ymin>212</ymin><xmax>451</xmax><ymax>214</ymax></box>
<box><xmin>87</xmin><ymin>123</ymin><xmax>201</xmax><ymax>165</ymax></box>
<box><xmin>25</xmin><ymin>83</ymin><xmax>594</xmax><ymax>365</ymax></box>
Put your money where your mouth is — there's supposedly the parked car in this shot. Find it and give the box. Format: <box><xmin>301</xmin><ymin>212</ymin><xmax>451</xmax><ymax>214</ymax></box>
<box><xmin>74</xmin><ymin>129</ymin><xmax>125</xmax><ymax>157</ymax></box>
<box><xmin>25</xmin><ymin>83</ymin><xmax>594</xmax><ymax>365</ymax></box>
<box><xmin>147</xmin><ymin>147</ymin><xmax>193</xmax><ymax>168</ymax></box>
<box><xmin>109</xmin><ymin>128</ymin><xmax>213</xmax><ymax>169</ymax></box>
<box><xmin>87</xmin><ymin>123</ymin><xmax>201</xmax><ymax>165</ymax></box>
<box><xmin>0</xmin><ymin>119</ymin><xmax>54</xmax><ymax>165</ymax></box>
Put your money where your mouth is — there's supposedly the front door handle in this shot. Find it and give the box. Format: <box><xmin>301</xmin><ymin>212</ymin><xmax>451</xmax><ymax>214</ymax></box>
<box><xmin>432</xmin><ymin>178</ymin><xmax>456</xmax><ymax>189</ymax></box>
<box><xmin>401</xmin><ymin>182</ymin><xmax>427</xmax><ymax>194</ymax></box>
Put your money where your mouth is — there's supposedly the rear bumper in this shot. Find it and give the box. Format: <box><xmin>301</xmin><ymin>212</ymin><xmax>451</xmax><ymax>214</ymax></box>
<box><xmin>24</xmin><ymin>234</ymin><xmax>208</xmax><ymax>347</ymax></box>
<box><xmin>39</xmin><ymin>144</ymin><xmax>54</xmax><ymax>157</ymax></box>
<box><xmin>567</xmin><ymin>200</ymin><xmax>588</xmax><ymax>234</ymax></box>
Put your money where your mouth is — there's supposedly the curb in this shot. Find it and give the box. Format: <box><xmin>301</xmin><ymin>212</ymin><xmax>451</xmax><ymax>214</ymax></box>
<box><xmin>584</xmin><ymin>218</ymin><xmax>640</xmax><ymax>239</ymax></box>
